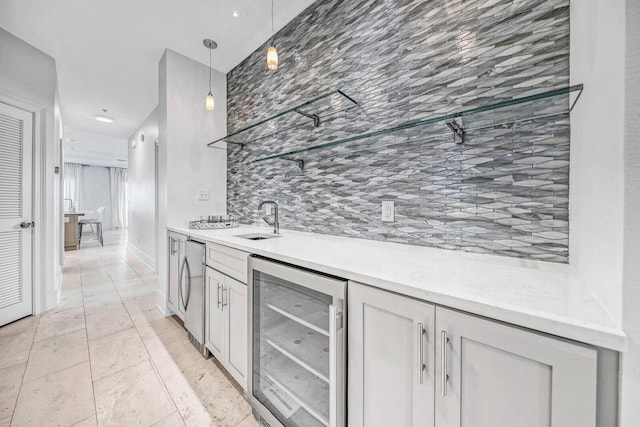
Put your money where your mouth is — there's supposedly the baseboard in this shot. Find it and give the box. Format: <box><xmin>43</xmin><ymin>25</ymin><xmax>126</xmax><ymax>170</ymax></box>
<box><xmin>155</xmin><ymin>289</ymin><xmax>171</xmax><ymax>317</ymax></box>
<box><xmin>127</xmin><ymin>242</ymin><xmax>156</xmax><ymax>272</ymax></box>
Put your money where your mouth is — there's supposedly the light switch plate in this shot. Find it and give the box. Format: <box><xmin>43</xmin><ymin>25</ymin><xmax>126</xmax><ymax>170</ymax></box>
<box><xmin>197</xmin><ymin>189</ymin><xmax>210</xmax><ymax>201</ymax></box>
<box><xmin>381</xmin><ymin>201</ymin><xmax>395</xmax><ymax>222</ymax></box>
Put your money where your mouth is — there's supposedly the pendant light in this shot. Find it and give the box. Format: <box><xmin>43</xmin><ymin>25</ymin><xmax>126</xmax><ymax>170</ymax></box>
<box><xmin>267</xmin><ymin>0</ymin><xmax>278</xmax><ymax>70</ymax></box>
<box><xmin>203</xmin><ymin>39</ymin><xmax>218</xmax><ymax>111</ymax></box>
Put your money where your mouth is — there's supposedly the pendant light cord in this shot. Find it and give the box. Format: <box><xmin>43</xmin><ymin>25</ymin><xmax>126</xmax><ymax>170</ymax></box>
<box><xmin>271</xmin><ymin>0</ymin><xmax>274</xmax><ymax>43</ymax></box>
<box><xmin>209</xmin><ymin>47</ymin><xmax>212</xmax><ymax>92</ymax></box>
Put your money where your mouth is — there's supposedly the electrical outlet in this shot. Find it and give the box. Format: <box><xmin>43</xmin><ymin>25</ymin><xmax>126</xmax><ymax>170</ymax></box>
<box><xmin>265</xmin><ymin>204</ymin><xmax>273</xmax><ymax>215</ymax></box>
<box><xmin>381</xmin><ymin>201</ymin><xmax>395</xmax><ymax>222</ymax></box>
<box><xmin>197</xmin><ymin>189</ymin><xmax>210</xmax><ymax>201</ymax></box>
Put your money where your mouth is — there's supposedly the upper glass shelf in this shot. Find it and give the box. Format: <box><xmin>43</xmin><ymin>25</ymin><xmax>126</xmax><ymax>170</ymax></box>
<box><xmin>252</xmin><ymin>84</ymin><xmax>584</xmax><ymax>167</ymax></box>
<box><xmin>207</xmin><ymin>89</ymin><xmax>359</xmax><ymax>149</ymax></box>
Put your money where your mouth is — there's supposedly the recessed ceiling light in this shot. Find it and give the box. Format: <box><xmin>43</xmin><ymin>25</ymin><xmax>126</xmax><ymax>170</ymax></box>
<box><xmin>231</xmin><ymin>9</ymin><xmax>240</xmax><ymax>18</ymax></box>
<box><xmin>95</xmin><ymin>115</ymin><xmax>114</xmax><ymax>123</ymax></box>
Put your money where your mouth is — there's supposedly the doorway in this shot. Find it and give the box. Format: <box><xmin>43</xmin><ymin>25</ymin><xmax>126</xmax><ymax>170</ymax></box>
<box><xmin>0</xmin><ymin>101</ymin><xmax>34</xmax><ymax>326</ymax></box>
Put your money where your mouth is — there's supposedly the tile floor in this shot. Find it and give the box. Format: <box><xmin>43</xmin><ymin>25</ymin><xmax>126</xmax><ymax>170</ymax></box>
<box><xmin>0</xmin><ymin>231</ymin><xmax>259</xmax><ymax>427</ymax></box>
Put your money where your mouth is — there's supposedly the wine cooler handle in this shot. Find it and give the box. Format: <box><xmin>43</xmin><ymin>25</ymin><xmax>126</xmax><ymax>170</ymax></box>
<box><xmin>329</xmin><ymin>305</ymin><xmax>343</xmax><ymax>427</ymax></box>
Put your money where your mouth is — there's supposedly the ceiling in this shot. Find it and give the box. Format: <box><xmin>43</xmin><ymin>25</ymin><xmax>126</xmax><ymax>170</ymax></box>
<box><xmin>0</xmin><ymin>0</ymin><xmax>315</xmax><ymax>166</ymax></box>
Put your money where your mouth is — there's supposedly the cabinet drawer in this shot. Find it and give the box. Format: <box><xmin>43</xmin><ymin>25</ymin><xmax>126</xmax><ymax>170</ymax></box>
<box><xmin>206</xmin><ymin>243</ymin><xmax>249</xmax><ymax>283</ymax></box>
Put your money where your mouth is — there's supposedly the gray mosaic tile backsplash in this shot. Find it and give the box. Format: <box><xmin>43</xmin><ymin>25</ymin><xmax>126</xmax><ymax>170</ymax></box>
<box><xmin>226</xmin><ymin>0</ymin><xmax>571</xmax><ymax>263</ymax></box>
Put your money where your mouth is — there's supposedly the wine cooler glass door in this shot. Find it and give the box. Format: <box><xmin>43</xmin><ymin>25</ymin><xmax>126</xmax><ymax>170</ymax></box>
<box><xmin>249</xmin><ymin>257</ymin><xmax>346</xmax><ymax>427</ymax></box>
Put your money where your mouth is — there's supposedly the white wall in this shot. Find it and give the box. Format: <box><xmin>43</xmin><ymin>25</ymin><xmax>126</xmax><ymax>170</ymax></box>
<box><xmin>78</xmin><ymin>165</ymin><xmax>113</xmax><ymax>231</ymax></box>
<box><xmin>128</xmin><ymin>107</ymin><xmax>159</xmax><ymax>270</ymax></box>
<box><xmin>156</xmin><ymin>49</ymin><xmax>227</xmax><ymax>312</ymax></box>
<box><xmin>0</xmin><ymin>27</ymin><xmax>62</xmax><ymax>313</ymax></box>
<box><xmin>570</xmin><ymin>0</ymin><xmax>626</xmax><ymax>326</ymax></box>
<box><xmin>621</xmin><ymin>0</ymin><xmax>640</xmax><ymax>423</ymax></box>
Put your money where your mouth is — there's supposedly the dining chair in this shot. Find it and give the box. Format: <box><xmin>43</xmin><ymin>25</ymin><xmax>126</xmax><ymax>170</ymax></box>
<box><xmin>78</xmin><ymin>206</ymin><xmax>105</xmax><ymax>247</ymax></box>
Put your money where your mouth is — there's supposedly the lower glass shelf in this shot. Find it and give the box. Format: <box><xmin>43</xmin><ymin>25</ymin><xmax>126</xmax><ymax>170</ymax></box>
<box><xmin>257</xmin><ymin>347</ymin><xmax>330</xmax><ymax>427</ymax></box>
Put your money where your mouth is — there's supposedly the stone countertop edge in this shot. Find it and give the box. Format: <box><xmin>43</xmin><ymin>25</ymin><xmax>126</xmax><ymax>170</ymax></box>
<box><xmin>167</xmin><ymin>225</ymin><xmax>626</xmax><ymax>352</ymax></box>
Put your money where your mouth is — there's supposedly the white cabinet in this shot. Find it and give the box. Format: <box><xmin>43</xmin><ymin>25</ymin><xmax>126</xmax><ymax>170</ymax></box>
<box><xmin>167</xmin><ymin>232</ymin><xmax>187</xmax><ymax>320</ymax></box>
<box><xmin>348</xmin><ymin>283</ymin><xmax>435</xmax><ymax>427</ymax></box>
<box><xmin>205</xmin><ymin>266</ymin><xmax>248</xmax><ymax>390</ymax></box>
<box><xmin>348</xmin><ymin>282</ymin><xmax>598</xmax><ymax>427</ymax></box>
<box><xmin>435</xmin><ymin>307</ymin><xmax>597</xmax><ymax>427</ymax></box>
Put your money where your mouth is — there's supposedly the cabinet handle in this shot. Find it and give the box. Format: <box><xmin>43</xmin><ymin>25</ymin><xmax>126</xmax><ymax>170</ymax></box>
<box><xmin>170</xmin><ymin>238</ymin><xmax>175</xmax><ymax>255</ymax></box>
<box><xmin>217</xmin><ymin>283</ymin><xmax>221</xmax><ymax>308</ymax></box>
<box><xmin>222</xmin><ymin>286</ymin><xmax>228</xmax><ymax>307</ymax></box>
<box><xmin>417</xmin><ymin>323</ymin><xmax>425</xmax><ymax>384</ymax></box>
<box><xmin>441</xmin><ymin>331</ymin><xmax>450</xmax><ymax>396</ymax></box>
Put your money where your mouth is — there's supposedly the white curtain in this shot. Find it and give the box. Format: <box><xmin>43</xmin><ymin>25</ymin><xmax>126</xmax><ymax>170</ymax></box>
<box><xmin>63</xmin><ymin>162</ymin><xmax>82</xmax><ymax>211</ymax></box>
<box><xmin>109</xmin><ymin>167</ymin><xmax>128</xmax><ymax>230</ymax></box>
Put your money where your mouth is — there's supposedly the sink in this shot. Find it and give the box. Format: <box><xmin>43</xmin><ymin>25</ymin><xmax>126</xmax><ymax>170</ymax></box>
<box><xmin>234</xmin><ymin>233</ymin><xmax>281</xmax><ymax>241</ymax></box>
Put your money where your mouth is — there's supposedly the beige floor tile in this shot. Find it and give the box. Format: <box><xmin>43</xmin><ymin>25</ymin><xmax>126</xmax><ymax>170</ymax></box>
<box><xmin>152</xmin><ymin>412</ymin><xmax>186</xmax><ymax>427</ymax></box>
<box><xmin>123</xmin><ymin>292</ymin><xmax>157</xmax><ymax>312</ymax></box>
<box><xmin>23</xmin><ymin>329</ymin><xmax>89</xmax><ymax>382</ymax></box>
<box><xmin>34</xmin><ymin>307</ymin><xmax>85</xmax><ymax>342</ymax></box>
<box><xmin>73</xmin><ymin>414</ymin><xmax>97</xmax><ymax>426</ymax></box>
<box><xmin>88</xmin><ymin>328</ymin><xmax>149</xmax><ymax>381</ymax></box>
<box><xmin>136</xmin><ymin>315</ymin><xmax>185</xmax><ymax>340</ymax></box>
<box><xmin>85</xmin><ymin>306</ymin><xmax>133</xmax><ymax>341</ymax></box>
<box><xmin>145</xmin><ymin>334</ymin><xmax>203</xmax><ymax>381</ymax></box>
<box><xmin>0</xmin><ymin>362</ymin><xmax>26</xmax><ymax>419</ymax></box>
<box><xmin>235</xmin><ymin>414</ymin><xmax>260</xmax><ymax>427</ymax></box>
<box><xmin>0</xmin><ymin>316</ymin><xmax>39</xmax><ymax>338</ymax></box>
<box><xmin>164</xmin><ymin>358</ymin><xmax>251</xmax><ymax>427</ymax></box>
<box><xmin>83</xmin><ymin>289</ymin><xmax>123</xmax><ymax>315</ymax></box>
<box><xmin>49</xmin><ymin>288</ymin><xmax>84</xmax><ymax>314</ymax></box>
<box><xmin>94</xmin><ymin>360</ymin><xmax>176</xmax><ymax>427</ymax></box>
<box><xmin>12</xmin><ymin>362</ymin><xmax>95</xmax><ymax>426</ymax></box>
<box><xmin>0</xmin><ymin>416</ymin><xmax>10</xmax><ymax>426</ymax></box>
<box><xmin>127</xmin><ymin>303</ymin><xmax>165</xmax><ymax>328</ymax></box>
<box><xmin>0</xmin><ymin>329</ymin><xmax>35</xmax><ymax>370</ymax></box>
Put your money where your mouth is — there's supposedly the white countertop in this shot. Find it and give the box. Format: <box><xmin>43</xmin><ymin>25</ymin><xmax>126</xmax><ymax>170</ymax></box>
<box><xmin>168</xmin><ymin>224</ymin><xmax>626</xmax><ymax>351</ymax></box>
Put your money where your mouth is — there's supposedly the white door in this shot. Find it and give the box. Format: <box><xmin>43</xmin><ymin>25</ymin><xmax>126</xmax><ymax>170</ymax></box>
<box><xmin>0</xmin><ymin>102</ymin><xmax>34</xmax><ymax>326</ymax></box>
<box><xmin>435</xmin><ymin>307</ymin><xmax>598</xmax><ymax>427</ymax></box>
<box><xmin>348</xmin><ymin>282</ymin><xmax>435</xmax><ymax>427</ymax></box>
<box><xmin>225</xmin><ymin>276</ymin><xmax>247</xmax><ymax>390</ymax></box>
<box><xmin>205</xmin><ymin>267</ymin><xmax>225</xmax><ymax>361</ymax></box>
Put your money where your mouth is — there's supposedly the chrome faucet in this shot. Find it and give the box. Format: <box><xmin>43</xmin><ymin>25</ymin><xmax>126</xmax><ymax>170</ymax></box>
<box><xmin>258</xmin><ymin>200</ymin><xmax>279</xmax><ymax>234</ymax></box>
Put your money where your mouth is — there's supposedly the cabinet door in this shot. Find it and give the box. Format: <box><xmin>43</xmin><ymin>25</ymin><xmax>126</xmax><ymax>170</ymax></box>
<box><xmin>348</xmin><ymin>282</ymin><xmax>435</xmax><ymax>427</ymax></box>
<box><xmin>435</xmin><ymin>307</ymin><xmax>597</xmax><ymax>427</ymax></box>
<box><xmin>205</xmin><ymin>267</ymin><xmax>225</xmax><ymax>361</ymax></box>
<box><xmin>225</xmin><ymin>276</ymin><xmax>247</xmax><ymax>390</ymax></box>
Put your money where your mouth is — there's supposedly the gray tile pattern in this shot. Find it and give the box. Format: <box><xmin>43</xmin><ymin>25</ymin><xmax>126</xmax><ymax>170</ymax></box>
<box><xmin>226</xmin><ymin>0</ymin><xmax>571</xmax><ymax>263</ymax></box>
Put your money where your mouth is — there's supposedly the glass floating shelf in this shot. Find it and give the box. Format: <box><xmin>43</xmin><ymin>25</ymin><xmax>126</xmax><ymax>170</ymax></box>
<box><xmin>252</xmin><ymin>84</ymin><xmax>584</xmax><ymax>169</ymax></box>
<box><xmin>207</xmin><ymin>89</ymin><xmax>359</xmax><ymax>149</ymax></box>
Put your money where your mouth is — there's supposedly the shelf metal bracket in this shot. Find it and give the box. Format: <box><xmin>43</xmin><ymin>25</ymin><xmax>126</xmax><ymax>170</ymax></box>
<box><xmin>281</xmin><ymin>156</ymin><xmax>304</xmax><ymax>170</ymax></box>
<box><xmin>446</xmin><ymin>120</ymin><xmax>466</xmax><ymax>144</ymax></box>
<box><xmin>227</xmin><ymin>141</ymin><xmax>246</xmax><ymax>151</ymax></box>
<box><xmin>294</xmin><ymin>109</ymin><xmax>321</xmax><ymax>128</ymax></box>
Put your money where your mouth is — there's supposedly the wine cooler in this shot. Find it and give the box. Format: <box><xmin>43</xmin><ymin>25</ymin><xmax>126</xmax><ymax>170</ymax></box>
<box><xmin>248</xmin><ymin>256</ymin><xmax>346</xmax><ymax>427</ymax></box>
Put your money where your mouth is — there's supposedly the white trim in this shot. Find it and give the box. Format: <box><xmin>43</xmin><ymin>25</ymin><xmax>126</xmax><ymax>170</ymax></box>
<box><xmin>155</xmin><ymin>289</ymin><xmax>170</xmax><ymax>317</ymax></box>
<box><xmin>127</xmin><ymin>242</ymin><xmax>156</xmax><ymax>272</ymax></box>
<box><xmin>0</xmin><ymin>91</ymin><xmax>46</xmax><ymax>316</ymax></box>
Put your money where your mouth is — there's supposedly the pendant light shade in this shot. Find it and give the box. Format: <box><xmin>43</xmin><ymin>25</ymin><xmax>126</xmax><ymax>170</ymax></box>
<box><xmin>203</xmin><ymin>39</ymin><xmax>218</xmax><ymax>111</ymax></box>
<box><xmin>267</xmin><ymin>0</ymin><xmax>278</xmax><ymax>70</ymax></box>
<box><xmin>205</xmin><ymin>91</ymin><xmax>215</xmax><ymax>111</ymax></box>
<box><xmin>267</xmin><ymin>45</ymin><xmax>279</xmax><ymax>70</ymax></box>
